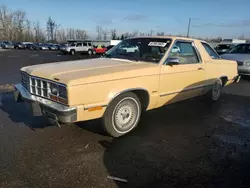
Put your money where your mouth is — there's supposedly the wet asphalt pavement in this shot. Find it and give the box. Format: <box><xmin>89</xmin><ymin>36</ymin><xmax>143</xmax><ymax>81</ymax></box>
<box><xmin>1</xmin><ymin>50</ymin><xmax>250</xmax><ymax>188</ymax></box>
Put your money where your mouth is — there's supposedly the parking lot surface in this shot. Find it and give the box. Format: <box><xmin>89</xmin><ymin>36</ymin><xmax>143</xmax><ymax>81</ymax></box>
<box><xmin>1</xmin><ymin>50</ymin><xmax>250</xmax><ymax>188</ymax></box>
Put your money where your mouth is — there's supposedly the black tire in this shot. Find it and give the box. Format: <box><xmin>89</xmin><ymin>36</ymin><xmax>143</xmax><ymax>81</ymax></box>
<box><xmin>205</xmin><ymin>79</ymin><xmax>222</xmax><ymax>102</ymax></box>
<box><xmin>88</xmin><ymin>49</ymin><xmax>93</xmax><ymax>55</ymax></box>
<box><xmin>102</xmin><ymin>92</ymin><xmax>141</xmax><ymax>137</ymax></box>
<box><xmin>70</xmin><ymin>49</ymin><xmax>75</xmax><ymax>55</ymax></box>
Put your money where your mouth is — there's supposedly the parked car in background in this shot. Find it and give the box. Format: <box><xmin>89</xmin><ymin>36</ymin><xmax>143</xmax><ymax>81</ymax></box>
<box><xmin>60</xmin><ymin>42</ymin><xmax>94</xmax><ymax>55</ymax></box>
<box><xmin>220</xmin><ymin>43</ymin><xmax>250</xmax><ymax>76</ymax></box>
<box><xmin>26</xmin><ymin>43</ymin><xmax>41</xmax><ymax>50</ymax></box>
<box><xmin>48</xmin><ymin>44</ymin><xmax>58</xmax><ymax>50</ymax></box>
<box><xmin>54</xmin><ymin>44</ymin><xmax>62</xmax><ymax>50</ymax></box>
<box><xmin>93</xmin><ymin>45</ymin><xmax>107</xmax><ymax>54</ymax></box>
<box><xmin>0</xmin><ymin>41</ymin><xmax>14</xmax><ymax>49</ymax></box>
<box><xmin>39</xmin><ymin>43</ymin><xmax>50</xmax><ymax>50</ymax></box>
<box><xmin>13</xmin><ymin>42</ymin><xmax>27</xmax><ymax>49</ymax></box>
<box><xmin>106</xmin><ymin>45</ymin><xmax>115</xmax><ymax>51</ymax></box>
<box><xmin>214</xmin><ymin>43</ymin><xmax>236</xmax><ymax>55</ymax></box>
<box><xmin>15</xmin><ymin>36</ymin><xmax>239</xmax><ymax>137</ymax></box>
<box><xmin>171</xmin><ymin>45</ymin><xmax>181</xmax><ymax>53</ymax></box>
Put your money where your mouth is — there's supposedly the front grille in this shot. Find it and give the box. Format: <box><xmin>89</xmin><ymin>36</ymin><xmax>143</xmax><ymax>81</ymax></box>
<box><xmin>21</xmin><ymin>72</ymin><xmax>30</xmax><ymax>91</ymax></box>
<box><xmin>30</xmin><ymin>77</ymin><xmax>49</xmax><ymax>97</ymax></box>
<box><xmin>21</xmin><ymin>72</ymin><xmax>49</xmax><ymax>98</ymax></box>
<box><xmin>20</xmin><ymin>72</ymin><xmax>67</xmax><ymax>104</ymax></box>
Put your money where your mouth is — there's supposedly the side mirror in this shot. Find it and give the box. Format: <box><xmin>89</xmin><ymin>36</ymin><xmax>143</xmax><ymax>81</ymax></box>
<box><xmin>166</xmin><ymin>57</ymin><xmax>179</xmax><ymax>66</ymax></box>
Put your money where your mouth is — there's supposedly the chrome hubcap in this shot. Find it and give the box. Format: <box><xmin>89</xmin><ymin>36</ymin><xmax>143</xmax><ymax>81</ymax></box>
<box><xmin>212</xmin><ymin>80</ymin><xmax>221</xmax><ymax>99</ymax></box>
<box><xmin>113</xmin><ymin>98</ymin><xmax>139</xmax><ymax>132</ymax></box>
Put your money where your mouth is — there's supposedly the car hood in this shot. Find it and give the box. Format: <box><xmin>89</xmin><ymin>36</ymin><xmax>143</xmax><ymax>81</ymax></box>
<box><xmin>220</xmin><ymin>53</ymin><xmax>250</xmax><ymax>62</ymax></box>
<box><xmin>21</xmin><ymin>58</ymin><xmax>159</xmax><ymax>86</ymax></box>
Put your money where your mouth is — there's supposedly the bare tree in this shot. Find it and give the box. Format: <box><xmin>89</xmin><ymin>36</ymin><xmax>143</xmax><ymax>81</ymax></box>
<box><xmin>102</xmin><ymin>29</ymin><xmax>108</xmax><ymax>40</ymax></box>
<box><xmin>46</xmin><ymin>17</ymin><xmax>56</xmax><ymax>41</ymax></box>
<box><xmin>54</xmin><ymin>24</ymin><xmax>60</xmax><ymax>42</ymax></box>
<box><xmin>96</xmin><ymin>25</ymin><xmax>102</xmax><ymax>40</ymax></box>
<box><xmin>12</xmin><ymin>10</ymin><xmax>26</xmax><ymax>41</ymax></box>
<box><xmin>66</xmin><ymin>28</ymin><xmax>74</xmax><ymax>40</ymax></box>
<box><xmin>24</xmin><ymin>19</ymin><xmax>33</xmax><ymax>41</ymax></box>
<box><xmin>110</xmin><ymin>29</ymin><xmax>117</xmax><ymax>40</ymax></box>
<box><xmin>33</xmin><ymin>21</ymin><xmax>45</xmax><ymax>42</ymax></box>
<box><xmin>57</xmin><ymin>28</ymin><xmax>67</xmax><ymax>42</ymax></box>
<box><xmin>0</xmin><ymin>5</ymin><xmax>13</xmax><ymax>40</ymax></box>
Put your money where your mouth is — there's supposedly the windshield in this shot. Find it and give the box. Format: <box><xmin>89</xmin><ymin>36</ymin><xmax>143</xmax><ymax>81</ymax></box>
<box><xmin>229</xmin><ymin>44</ymin><xmax>250</xmax><ymax>54</ymax></box>
<box><xmin>69</xmin><ymin>43</ymin><xmax>76</xmax><ymax>47</ymax></box>
<box><xmin>105</xmin><ymin>38</ymin><xmax>172</xmax><ymax>63</ymax></box>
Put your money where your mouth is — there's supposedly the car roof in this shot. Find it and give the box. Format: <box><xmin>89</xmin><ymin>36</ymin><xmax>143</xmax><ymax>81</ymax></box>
<box><xmin>128</xmin><ymin>36</ymin><xmax>206</xmax><ymax>43</ymax></box>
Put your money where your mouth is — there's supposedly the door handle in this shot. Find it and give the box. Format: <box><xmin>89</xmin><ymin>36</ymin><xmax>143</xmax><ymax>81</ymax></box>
<box><xmin>198</xmin><ymin>67</ymin><xmax>204</xmax><ymax>70</ymax></box>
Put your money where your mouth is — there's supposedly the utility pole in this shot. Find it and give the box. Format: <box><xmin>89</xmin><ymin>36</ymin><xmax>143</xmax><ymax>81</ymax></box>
<box><xmin>187</xmin><ymin>18</ymin><xmax>191</xmax><ymax>38</ymax></box>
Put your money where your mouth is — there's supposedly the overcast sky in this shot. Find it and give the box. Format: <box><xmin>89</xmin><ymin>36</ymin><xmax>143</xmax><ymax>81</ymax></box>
<box><xmin>2</xmin><ymin>0</ymin><xmax>250</xmax><ymax>38</ymax></box>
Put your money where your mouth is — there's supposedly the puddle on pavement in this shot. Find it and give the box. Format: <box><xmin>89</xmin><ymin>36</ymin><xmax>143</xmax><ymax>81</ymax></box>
<box><xmin>0</xmin><ymin>94</ymin><xmax>3</xmax><ymax>106</ymax></box>
<box><xmin>214</xmin><ymin>134</ymin><xmax>248</xmax><ymax>146</ymax></box>
<box><xmin>220</xmin><ymin>115</ymin><xmax>250</xmax><ymax>127</ymax></box>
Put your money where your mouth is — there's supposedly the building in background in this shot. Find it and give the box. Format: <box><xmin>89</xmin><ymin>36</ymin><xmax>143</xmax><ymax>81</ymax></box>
<box><xmin>220</xmin><ymin>39</ymin><xmax>246</xmax><ymax>44</ymax></box>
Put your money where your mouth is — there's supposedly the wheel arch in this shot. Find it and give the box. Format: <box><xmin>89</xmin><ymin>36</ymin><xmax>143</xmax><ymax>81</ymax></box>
<box><xmin>106</xmin><ymin>88</ymin><xmax>150</xmax><ymax>112</ymax></box>
<box><xmin>218</xmin><ymin>75</ymin><xmax>228</xmax><ymax>86</ymax></box>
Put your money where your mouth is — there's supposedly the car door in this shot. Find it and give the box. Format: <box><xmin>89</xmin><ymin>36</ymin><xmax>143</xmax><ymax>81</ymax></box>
<box><xmin>82</xmin><ymin>42</ymin><xmax>88</xmax><ymax>52</ymax></box>
<box><xmin>75</xmin><ymin>43</ymin><xmax>83</xmax><ymax>52</ymax></box>
<box><xmin>158</xmin><ymin>40</ymin><xmax>205</xmax><ymax>106</ymax></box>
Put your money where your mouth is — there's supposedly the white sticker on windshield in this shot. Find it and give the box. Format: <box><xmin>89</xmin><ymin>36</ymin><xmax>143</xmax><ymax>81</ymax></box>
<box><xmin>148</xmin><ymin>42</ymin><xmax>167</xmax><ymax>47</ymax></box>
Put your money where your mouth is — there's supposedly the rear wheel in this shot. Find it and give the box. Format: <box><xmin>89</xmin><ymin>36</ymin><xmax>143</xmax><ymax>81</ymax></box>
<box><xmin>206</xmin><ymin>79</ymin><xmax>222</xmax><ymax>102</ymax></box>
<box><xmin>102</xmin><ymin>92</ymin><xmax>141</xmax><ymax>137</ymax></box>
<box><xmin>88</xmin><ymin>49</ymin><xmax>93</xmax><ymax>55</ymax></box>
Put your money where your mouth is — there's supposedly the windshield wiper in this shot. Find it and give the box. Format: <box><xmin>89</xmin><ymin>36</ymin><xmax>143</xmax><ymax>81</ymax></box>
<box><xmin>102</xmin><ymin>53</ymin><xmax>112</xmax><ymax>58</ymax></box>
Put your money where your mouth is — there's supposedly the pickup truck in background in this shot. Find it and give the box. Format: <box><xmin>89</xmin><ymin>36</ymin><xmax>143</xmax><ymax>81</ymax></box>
<box><xmin>14</xmin><ymin>36</ymin><xmax>239</xmax><ymax>137</ymax></box>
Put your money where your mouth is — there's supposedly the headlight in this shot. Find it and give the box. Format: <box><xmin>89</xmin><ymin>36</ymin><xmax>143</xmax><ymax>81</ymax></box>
<box><xmin>49</xmin><ymin>83</ymin><xmax>68</xmax><ymax>104</ymax></box>
<box><xmin>50</xmin><ymin>83</ymin><xmax>58</xmax><ymax>95</ymax></box>
<box><xmin>244</xmin><ymin>62</ymin><xmax>250</xmax><ymax>66</ymax></box>
<box><xmin>59</xmin><ymin>85</ymin><xmax>67</xmax><ymax>99</ymax></box>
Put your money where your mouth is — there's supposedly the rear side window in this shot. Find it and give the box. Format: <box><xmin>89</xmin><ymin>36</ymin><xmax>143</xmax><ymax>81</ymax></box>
<box><xmin>76</xmin><ymin>43</ymin><xmax>82</xmax><ymax>47</ymax></box>
<box><xmin>201</xmin><ymin>42</ymin><xmax>220</xmax><ymax>59</ymax></box>
<box><xmin>83</xmin><ymin>43</ymin><xmax>87</xmax><ymax>46</ymax></box>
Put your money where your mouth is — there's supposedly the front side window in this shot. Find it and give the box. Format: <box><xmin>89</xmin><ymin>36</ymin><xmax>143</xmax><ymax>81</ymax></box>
<box><xmin>201</xmin><ymin>42</ymin><xmax>220</xmax><ymax>59</ymax></box>
<box><xmin>105</xmin><ymin>38</ymin><xmax>172</xmax><ymax>63</ymax></box>
<box><xmin>88</xmin><ymin>43</ymin><xmax>92</xmax><ymax>46</ymax></box>
<box><xmin>168</xmin><ymin>41</ymin><xmax>199</xmax><ymax>64</ymax></box>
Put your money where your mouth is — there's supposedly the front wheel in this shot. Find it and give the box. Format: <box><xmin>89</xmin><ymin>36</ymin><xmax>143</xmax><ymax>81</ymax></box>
<box><xmin>70</xmin><ymin>49</ymin><xmax>75</xmax><ymax>55</ymax></box>
<box><xmin>102</xmin><ymin>92</ymin><xmax>141</xmax><ymax>137</ymax></box>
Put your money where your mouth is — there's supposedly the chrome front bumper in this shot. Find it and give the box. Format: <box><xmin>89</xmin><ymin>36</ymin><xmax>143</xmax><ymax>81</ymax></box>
<box><xmin>14</xmin><ymin>84</ymin><xmax>77</xmax><ymax>123</ymax></box>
